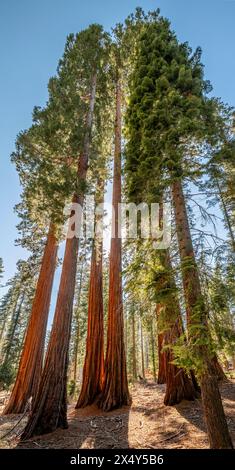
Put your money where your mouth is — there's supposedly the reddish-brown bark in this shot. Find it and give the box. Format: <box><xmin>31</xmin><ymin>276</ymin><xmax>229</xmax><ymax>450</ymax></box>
<box><xmin>21</xmin><ymin>73</ymin><xmax>97</xmax><ymax>439</ymax></box>
<box><xmin>156</xmin><ymin>252</ymin><xmax>197</xmax><ymax>405</ymax></box>
<box><xmin>163</xmin><ymin>311</ymin><xmax>198</xmax><ymax>406</ymax></box>
<box><xmin>98</xmin><ymin>76</ymin><xmax>131</xmax><ymax>412</ymax></box>
<box><xmin>76</xmin><ymin>187</ymin><xmax>104</xmax><ymax>408</ymax></box>
<box><xmin>4</xmin><ymin>223</ymin><xmax>58</xmax><ymax>414</ymax></box>
<box><xmin>172</xmin><ymin>178</ymin><xmax>233</xmax><ymax>448</ymax></box>
<box><xmin>132</xmin><ymin>312</ymin><xmax>137</xmax><ymax>380</ymax></box>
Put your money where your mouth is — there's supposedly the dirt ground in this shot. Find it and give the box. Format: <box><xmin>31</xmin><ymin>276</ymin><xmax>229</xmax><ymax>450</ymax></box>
<box><xmin>0</xmin><ymin>379</ymin><xmax>234</xmax><ymax>449</ymax></box>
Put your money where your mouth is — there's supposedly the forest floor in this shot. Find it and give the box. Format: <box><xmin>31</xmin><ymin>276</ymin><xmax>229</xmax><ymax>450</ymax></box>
<box><xmin>0</xmin><ymin>377</ymin><xmax>234</xmax><ymax>449</ymax></box>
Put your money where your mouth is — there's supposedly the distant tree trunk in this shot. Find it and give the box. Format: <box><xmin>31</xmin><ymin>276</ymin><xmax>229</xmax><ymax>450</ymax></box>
<box><xmin>0</xmin><ymin>291</ymin><xmax>20</xmax><ymax>345</ymax></box>
<box><xmin>150</xmin><ymin>319</ymin><xmax>157</xmax><ymax>382</ymax></box>
<box><xmin>124</xmin><ymin>312</ymin><xmax>128</xmax><ymax>356</ymax></box>
<box><xmin>21</xmin><ymin>72</ymin><xmax>97</xmax><ymax>440</ymax></box>
<box><xmin>2</xmin><ymin>292</ymin><xmax>25</xmax><ymax>365</ymax></box>
<box><xmin>216</xmin><ymin>178</ymin><xmax>235</xmax><ymax>253</ymax></box>
<box><xmin>172</xmin><ymin>179</ymin><xmax>233</xmax><ymax>448</ymax></box>
<box><xmin>76</xmin><ymin>184</ymin><xmax>104</xmax><ymax>408</ymax></box>
<box><xmin>132</xmin><ymin>312</ymin><xmax>137</xmax><ymax>380</ymax></box>
<box><xmin>140</xmin><ymin>319</ymin><xmax>145</xmax><ymax>379</ymax></box>
<box><xmin>98</xmin><ymin>74</ymin><xmax>130</xmax><ymax>411</ymax></box>
<box><xmin>157</xmin><ymin>304</ymin><xmax>166</xmax><ymax>384</ymax></box>
<box><xmin>4</xmin><ymin>223</ymin><xmax>57</xmax><ymax>414</ymax></box>
<box><xmin>72</xmin><ymin>254</ymin><xmax>86</xmax><ymax>384</ymax></box>
<box><xmin>145</xmin><ymin>337</ymin><xmax>149</xmax><ymax>370</ymax></box>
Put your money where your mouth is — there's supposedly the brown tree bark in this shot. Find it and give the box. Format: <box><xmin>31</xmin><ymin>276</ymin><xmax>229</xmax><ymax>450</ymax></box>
<box><xmin>4</xmin><ymin>223</ymin><xmax>58</xmax><ymax>415</ymax></box>
<box><xmin>163</xmin><ymin>310</ymin><xmax>198</xmax><ymax>406</ymax></box>
<box><xmin>76</xmin><ymin>185</ymin><xmax>104</xmax><ymax>408</ymax></box>
<box><xmin>172</xmin><ymin>179</ymin><xmax>233</xmax><ymax>448</ymax></box>
<box><xmin>150</xmin><ymin>319</ymin><xmax>157</xmax><ymax>382</ymax></box>
<box><xmin>21</xmin><ymin>73</ymin><xmax>97</xmax><ymax>440</ymax></box>
<box><xmin>72</xmin><ymin>252</ymin><xmax>86</xmax><ymax>384</ymax></box>
<box><xmin>98</xmin><ymin>75</ymin><xmax>131</xmax><ymax>412</ymax></box>
<box><xmin>157</xmin><ymin>304</ymin><xmax>167</xmax><ymax>384</ymax></box>
<box><xmin>156</xmin><ymin>253</ymin><xmax>197</xmax><ymax>405</ymax></box>
<box><xmin>140</xmin><ymin>319</ymin><xmax>145</xmax><ymax>379</ymax></box>
<box><xmin>132</xmin><ymin>312</ymin><xmax>137</xmax><ymax>380</ymax></box>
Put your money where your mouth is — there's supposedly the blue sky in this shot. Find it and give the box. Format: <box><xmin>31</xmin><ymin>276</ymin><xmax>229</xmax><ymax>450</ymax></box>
<box><xmin>0</xmin><ymin>0</ymin><xmax>234</xmax><ymax>288</ymax></box>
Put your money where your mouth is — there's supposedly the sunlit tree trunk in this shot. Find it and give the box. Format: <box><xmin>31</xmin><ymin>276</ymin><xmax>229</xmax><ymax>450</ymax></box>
<box><xmin>98</xmin><ymin>74</ymin><xmax>130</xmax><ymax>411</ymax></box>
<box><xmin>4</xmin><ymin>223</ymin><xmax>58</xmax><ymax>414</ymax></box>
<box><xmin>76</xmin><ymin>184</ymin><xmax>104</xmax><ymax>407</ymax></box>
<box><xmin>21</xmin><ymin>73</ymin><xmax>97</xmax><ymax>439</ymax></box>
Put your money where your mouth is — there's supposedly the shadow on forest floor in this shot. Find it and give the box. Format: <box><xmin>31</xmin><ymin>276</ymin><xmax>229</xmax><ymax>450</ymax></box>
<box><xmin>1</xmin><ymin>379</ymin><xmax>235</xmax><ymax>449</ymax></box>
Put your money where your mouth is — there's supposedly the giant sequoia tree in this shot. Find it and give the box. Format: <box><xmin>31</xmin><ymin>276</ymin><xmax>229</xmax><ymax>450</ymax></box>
<box><xmin>98</xmin><ymin>37</ymin><xmax>130</xmax><ymax>411</ymax></box>
<box><xmin>21</xmin><ymin>25</ymin><xmax>110</xmax><ymax>439</ymax></box>
<box><xmin>125</xmin><ymin>17</ymin><xmax>233</xmax><ymax>448</ymax></box>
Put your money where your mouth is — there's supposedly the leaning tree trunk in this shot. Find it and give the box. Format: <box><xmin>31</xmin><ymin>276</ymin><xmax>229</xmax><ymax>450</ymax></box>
<box><xmin>21</xmin><ymin>73</ymin><xmax>97</xmax><ymax>440</ymax></box>
<box><xmin>76</xmin><ymin>184</ymin><xmax>105</xmax><ymax>408</ymax></box>
<box><xmin>4</xmin><ymin>223</ymin><xmax>58</xmax><ymax>414</ymax></box>
<box><xmin>172</xmin><ymin>178</ymin><xmax>233</xmax><ymax>448</ymax></box>
<box><xmin>98</xmin><ymin>75</ymin><xmax>131</xmax><ymax>412</ymax></box>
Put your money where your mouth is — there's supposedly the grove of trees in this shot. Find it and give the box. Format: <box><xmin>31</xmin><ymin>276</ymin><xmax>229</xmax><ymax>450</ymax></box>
<box><xmin>0</xmin><ymin>8</ymin><xmax>234</xmax><ymax>449</ymax></box>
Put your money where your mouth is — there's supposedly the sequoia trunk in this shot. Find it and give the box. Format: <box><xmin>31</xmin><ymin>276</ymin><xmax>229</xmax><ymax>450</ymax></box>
<box><xmin>21</xmin><ymin>73</ymin><xmax>97</xmax><ymax>439</ymax></box>
<box><xmin>4</xmin><ymin>223</ymin><xmax>58</xmax><ymax>414</ymax></box>
<box><xmin>76</xmin><ymin>185</ymin><xmax>104</xmax><ymax>408</ymax></box>
<box><xmin>98</xmin><ymin>75</ymin><xmax>130</xmax><ymax>411</ymax></box>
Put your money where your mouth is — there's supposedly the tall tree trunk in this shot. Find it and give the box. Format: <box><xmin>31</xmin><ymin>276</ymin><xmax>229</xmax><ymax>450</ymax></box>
<box><xmin>140</xmin><ymin>319</ymin><xmax>145</xmax><ymax>379</ymax></box>
<box><xmin>132</xmin><ymin>312</ymin><xmax>137</xmax><ymax>380</ymax></box>
<box><xmin>76</xmin><ymin>184</ymin><xmax>104</xmax><ymax>408</ymax></box>
<box><xmin>98</xmin><ymin>75</ymin><xmax>130</xmax><ymax>411</ymax></box>
<box><xmin>4</xmin><ymin>223</ymin><xmax>57</xmax><ymax>414</ymax></box>
<box><xmin>21</xmin><ymin>73</ymin><xmax>97</xmax><ymax>440</ymax></box>
<box><xmin>172</xmin><ymin>179</ymin><xmax>233</xmax><ymax>448</ymax></box>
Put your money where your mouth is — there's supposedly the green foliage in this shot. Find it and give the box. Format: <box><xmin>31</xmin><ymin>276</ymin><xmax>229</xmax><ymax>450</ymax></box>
<box><xmin>0</xmin><ymin>362</ymin><xmax>15</xmax><ymax>390</ymax></box>
<box><xmin>125</xmin><ymin>18</ymin><xmax>229</xmax><ymax>202</ymax></box>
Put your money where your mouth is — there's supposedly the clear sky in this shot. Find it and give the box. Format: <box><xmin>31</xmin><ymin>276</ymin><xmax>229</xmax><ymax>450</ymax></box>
<box><xmin>0</xmin><ymin>0</ymin><xmax>234</xmax><ymax>288</ymax></box>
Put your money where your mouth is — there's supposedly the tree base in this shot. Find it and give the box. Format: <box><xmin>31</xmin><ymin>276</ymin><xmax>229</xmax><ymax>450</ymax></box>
<box><xmin>98</xmin><ymin>391</ymin><xmax>132</xmax><ymax>412</ymax></box>
<box><xmin>164</xmin><ymin>359</ymin><xmax>199</xmax><ymax>406</ymax></box>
